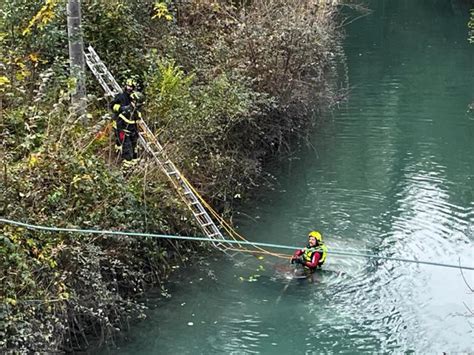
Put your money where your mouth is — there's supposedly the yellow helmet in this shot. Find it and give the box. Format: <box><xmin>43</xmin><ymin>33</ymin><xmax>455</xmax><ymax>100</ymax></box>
<box><xmin>130</xmin><ymin>91</ymin><xmax>144</xmax><ymax>103</ymax></box>
<box><xmin>308</xmin><ymin>231</ymin><xmax>322</xmax><ymax>242</ymax></box>
<box><xmin>125</xmin><ymin>78</ymin><xmax>137</xmax><ymax>88</ymax></box>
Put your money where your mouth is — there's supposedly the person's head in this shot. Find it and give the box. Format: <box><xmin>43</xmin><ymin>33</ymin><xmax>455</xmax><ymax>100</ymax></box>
<box><xmin>308</xmin><ymin>231</ymin><xmax>322</xmax><ymax>246</ymax></box>
<box><xmin>124</xmin><ymin>78</ymin><xmax>137</xmax><ymax>93</ymax></box>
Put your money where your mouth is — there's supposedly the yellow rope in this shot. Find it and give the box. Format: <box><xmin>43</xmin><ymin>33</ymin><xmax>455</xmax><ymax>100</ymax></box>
<box><xmin>179</xmin><ymin>174</ymin><xmax>291</xmax><ymax>260</ymax></box>
<box><xmin>139</xmin><ymin>124</ymin><xmax>292</xmax><ymax>260</ymax></box>
<box><xmin>226</xmin><ymin>246</ymin><xmax>292</xmax><ymax>259</ymax></box>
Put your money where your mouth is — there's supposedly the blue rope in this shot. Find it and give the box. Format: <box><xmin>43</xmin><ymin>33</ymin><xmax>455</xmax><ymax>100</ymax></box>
<box><xmin>1</xmin><ymin>218</ymin><xmax>472</xmax><ymax>271</ymax></box>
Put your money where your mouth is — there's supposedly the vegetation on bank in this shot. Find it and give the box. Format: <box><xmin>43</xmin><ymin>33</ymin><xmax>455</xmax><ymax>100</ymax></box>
<box><xmin>1</xmin><ymin>0</ymin><xmax>347</xmax><ymax>351</ymax></box>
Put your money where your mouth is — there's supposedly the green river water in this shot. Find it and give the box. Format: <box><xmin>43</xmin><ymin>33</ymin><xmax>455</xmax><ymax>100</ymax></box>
<box><xmin>109</xmin><ymin>1</ymin><xmax>474</xmax><ymax>353</ymax></box>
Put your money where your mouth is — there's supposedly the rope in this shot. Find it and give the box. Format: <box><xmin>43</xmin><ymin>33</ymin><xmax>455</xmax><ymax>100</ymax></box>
<box><xmin>83</xmin><ymin>47</ymin><xmax>271</xmax><ymax>257</ymax></box>
<box><xmin>1</xmin><ymin>218</ymin><xmax>473</xmax><ymax>271</ymax></box>
<box><xmin>179</xmin><ymin>174</ymin><xmax>290</xmax><ymax>259</ymax></box>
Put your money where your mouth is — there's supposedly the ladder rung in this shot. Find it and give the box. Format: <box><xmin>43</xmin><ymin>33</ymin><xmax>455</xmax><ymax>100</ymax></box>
<box><xmin>86</xmin><ymin>46</ymin><xmax>232</xmax><ymax>254</ymax></box>
<box><xmin>191</xmin><ymin>204</ymin><xmax>204</xmax><ymax>212</ymax></box>
<box><xmin>216</xmin><ymin>244</ymin><xmax>231</xmax><ymax>251</ymax></box>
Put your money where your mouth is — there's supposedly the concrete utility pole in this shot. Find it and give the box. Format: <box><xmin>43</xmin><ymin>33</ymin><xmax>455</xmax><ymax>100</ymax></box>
<box><xmin>67</xmin><ymin>0</ymin><xmax>87</xmax><ymax>121</ymax></box>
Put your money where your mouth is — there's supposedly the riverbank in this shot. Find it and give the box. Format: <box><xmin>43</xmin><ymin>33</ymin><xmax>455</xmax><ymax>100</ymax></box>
<box><xmin>0</xmin><ymin>0</ymin><xmax>347</xmax><ymax>351</ymax></box>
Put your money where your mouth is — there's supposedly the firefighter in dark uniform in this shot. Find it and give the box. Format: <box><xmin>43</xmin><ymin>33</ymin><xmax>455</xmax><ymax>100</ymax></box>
<box><xmin>110</xmin><ymin>79</ymin><xmax>144</xmax><ymax>170</ymax></box>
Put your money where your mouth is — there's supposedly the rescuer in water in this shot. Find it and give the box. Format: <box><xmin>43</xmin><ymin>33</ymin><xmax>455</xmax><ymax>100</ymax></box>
<box><xmin>291</xmin><ymin>231</ymin><xmax>328</xmax><ymax>273</ymax></box>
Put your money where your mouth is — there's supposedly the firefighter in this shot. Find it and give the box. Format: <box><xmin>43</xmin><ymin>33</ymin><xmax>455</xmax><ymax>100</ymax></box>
<box><xmin>110</xmin><ymin>79</ymin><xmax>143</xmax><ymax>170</ymax></box>
<box><xmin>291</xmin><ymin>231</ymin><xmax>328</xmax><ymax>273</ymax></box>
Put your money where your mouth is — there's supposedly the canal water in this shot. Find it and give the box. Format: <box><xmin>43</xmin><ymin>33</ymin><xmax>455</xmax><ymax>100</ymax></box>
<box><xmin>111</xmin><ymin>1</ymin><xmax>473</xmax><ymax>353</ymax></box>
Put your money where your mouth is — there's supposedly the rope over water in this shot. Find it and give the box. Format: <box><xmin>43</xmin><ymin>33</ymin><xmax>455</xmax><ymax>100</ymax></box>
<box><xmin>1</xmin><ymin>218</ymin><xmax>473</xmax><ymax>271</ymax></box>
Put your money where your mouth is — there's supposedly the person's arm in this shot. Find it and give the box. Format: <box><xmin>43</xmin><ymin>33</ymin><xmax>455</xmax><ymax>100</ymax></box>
<box><xmin>303</xmin><ymin>252</ymin><xmax>321</xmax><ymax>268</ymax></box>
<box><xmin>110</xmin><ymin>94</ymin><xmax>121</xmax><ymax>112</ymax></box>
<box><xmin>293</xmin><ymin>249</ymin><xmax>303</xmax><ymax>258</ymax></box>
<box><xmin>110</xmin><ymin>93</ymin><xmax>130</xmax><ymax>114</ymax></box>
<box><xmin>291</xmin><ymin>249</ymin><xmax>303</xmax><ymax>263</ymax></box>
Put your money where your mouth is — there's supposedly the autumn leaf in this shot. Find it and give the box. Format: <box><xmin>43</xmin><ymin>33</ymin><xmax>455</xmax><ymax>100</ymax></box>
<box><xmin>0</xmin><ymin>76</ymin><xmax>10</xmax><ymax>86</ymax></box>
<box><xmin>29</xmin><ymin>53</ymin><xmax>39</xmax><ymax>63</ymax></box>
<box><xmin>28</xmin><ymin>153</ymin><xmax>41</xmax><ymax>167</ymax></box>
<box><xmin>152</xmin><ymin>2</ymin><xmax>173</xmax><ymax>21</ymax></box>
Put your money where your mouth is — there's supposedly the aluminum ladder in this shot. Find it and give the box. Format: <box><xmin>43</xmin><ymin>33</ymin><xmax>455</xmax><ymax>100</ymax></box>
<box><xmin>84</xmin><ymin>46</ymin><xmax>233</xmax><ymax>252</ymax></box>
<box><xmin>84</xmin><ymin>46</ymin><xmax>122</xmax><ymax>97</ymax></box>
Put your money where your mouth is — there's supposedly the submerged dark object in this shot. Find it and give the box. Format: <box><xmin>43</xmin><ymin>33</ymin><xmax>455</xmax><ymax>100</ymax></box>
<box><xmin>273</xmin><ymin>263</ymin><xmax>346</xmax><ymax>283</ymax></box>
<box><xmin>273</xmin><ymin>263</ymin><xmax>313</xmax><ymax>280</ymax></box>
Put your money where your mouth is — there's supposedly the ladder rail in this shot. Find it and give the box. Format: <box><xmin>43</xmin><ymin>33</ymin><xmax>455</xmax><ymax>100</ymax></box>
<box><xmin>84</xmin><ymin>45</ymin><xmax>231</xmax><ymax>252</ymax></box>
<box><xmin>138</xmin><ymin>130</ymin><xmax>227</xmax><ymax>246</ymax></box>
<box><xmin>84</xmin><ymin>46</ymin><xmax>122</xmax><ymax>97</ymax></box>
<box><xmin>137</xmin><ymin>120</ymin><xmax>226</xmax><ymax>240</ymax></box>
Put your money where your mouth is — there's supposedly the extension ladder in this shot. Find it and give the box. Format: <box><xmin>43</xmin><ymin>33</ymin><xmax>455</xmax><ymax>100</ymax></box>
<box><xmin>84</xmin><ymin>46</ymin><xmax>232</xmax><ymax>252</ymax></box>
<box><xmin>84</xmin><ymin>46</ymin><xmax>121</xmax><ymax>97</ymax></box>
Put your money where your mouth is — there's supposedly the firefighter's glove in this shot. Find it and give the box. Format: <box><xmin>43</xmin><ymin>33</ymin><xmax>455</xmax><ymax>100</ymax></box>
<box><xmin>295</xmin><ymin>258</ymin><xmax>304</xmax><ymax>265</ymax></box>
